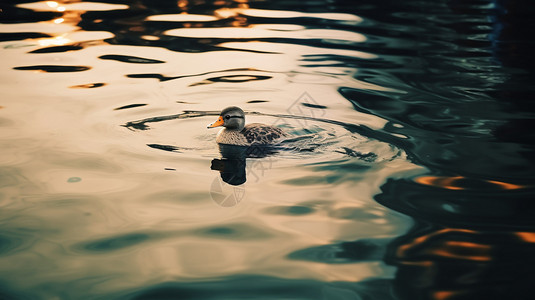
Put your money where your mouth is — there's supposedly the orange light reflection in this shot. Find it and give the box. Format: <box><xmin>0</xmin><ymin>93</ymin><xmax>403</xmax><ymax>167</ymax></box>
<box><xmin>46</xmin><ymin>1</ymin><xmax>58</xmax><ymax>8</ymax></box>
<box><xmin>414</xmin><ymin>176</ymin><xmax>465</xmax><ymax>190</ymax></box>
<box><xmin>38</xmin><ymin>34</ymin><xmax>71</xmax><ymax>46</ymax></box>
<box><xmin>433</xmin><ymin>290</ymin><xmax>460</xmax><ymax>300</ymax></box>
<box><xmin>397</xmin><ymin>228</ymin><xmax>535</xmax><ymax>264</ymax></box>
<box><xmin>487</xmin><ymin>180</ymin><xmax>524</xmax><ymax>190</ymax></box>
<box><xmin>414</xmin><ymin>175</ymin><xmax>527</xmax><ymax>190</ymax></box>
<box><xmin>516</xmin><ymin>232</ymin><xmax>535</xmax><ymax>243</ymax></box>
<box><xmin>178</xmin><ymin>0</ymin><xmax>188</xmax><ymax>9</ymax></box>
<box><xmin>397</xmin><ymin>228</ymin><xmax>480</xmax><ymax>258</ymax></box>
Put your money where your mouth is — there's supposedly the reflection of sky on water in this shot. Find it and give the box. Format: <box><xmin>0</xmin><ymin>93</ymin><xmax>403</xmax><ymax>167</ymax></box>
<box><xmin>1</xmin><ymin>0</ymin><xmax>535</xmax><ymax>298</ymax></box>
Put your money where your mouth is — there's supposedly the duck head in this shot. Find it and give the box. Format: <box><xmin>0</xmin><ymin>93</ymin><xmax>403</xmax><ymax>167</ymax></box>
<box><xmin>207</xmin><ymin>106</ymin><xmax>245</xmax><ymax>131</ymax></box>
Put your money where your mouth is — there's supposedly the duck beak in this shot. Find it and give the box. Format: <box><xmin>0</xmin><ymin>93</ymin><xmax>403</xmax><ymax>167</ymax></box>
<box><xmin>207</xmin><ymin>116</ymin><xmax>224</xmax><ymax>128</ymax></box>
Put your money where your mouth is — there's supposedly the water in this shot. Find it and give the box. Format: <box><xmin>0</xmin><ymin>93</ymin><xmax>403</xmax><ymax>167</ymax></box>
<box><xmin>1</xmin><ymin>0</ymin><xmax>534</xmax><ymax>299</ymax></box>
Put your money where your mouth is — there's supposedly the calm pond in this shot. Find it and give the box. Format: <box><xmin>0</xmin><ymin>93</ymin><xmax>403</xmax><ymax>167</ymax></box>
<box><xmin>1</xmin><ymin>0</ymin><xmax>534</xmax><ymax>299</ymax></box>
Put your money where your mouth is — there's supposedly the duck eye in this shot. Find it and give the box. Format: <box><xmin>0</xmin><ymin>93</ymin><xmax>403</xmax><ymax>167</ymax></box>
<box><xmin>224</xmin><ymin>115</ymin><xmax>230</xmax><ymax>120</ymax></box>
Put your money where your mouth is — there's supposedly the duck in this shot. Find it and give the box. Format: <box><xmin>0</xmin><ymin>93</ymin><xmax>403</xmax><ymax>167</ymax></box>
<box><xmin>207</xmin><ymin>106</ymin><xmax>286</xmax><ymax>146</ymax></box>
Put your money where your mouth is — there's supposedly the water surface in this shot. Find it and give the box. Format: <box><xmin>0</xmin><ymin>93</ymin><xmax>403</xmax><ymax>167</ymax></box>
<box><xmin>1</xmin><ymin>0</ymin><xmax>534</xmax><ymax>299</ymax></box>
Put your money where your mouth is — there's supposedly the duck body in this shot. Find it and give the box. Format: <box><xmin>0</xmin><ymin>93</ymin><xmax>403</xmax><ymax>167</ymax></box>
<box><xmin>215</xmin><ymin>127</ymin><xmax>249</xmax><ymax>146</ymax></box>
<box><xmin>208</xmin><ymin>106</ymin><xmax>286</xmax><ymax>146</ymax></box>
<box><xmin>216</xmin><ymin>123</ymin><xmax>286</xmax><ymax>146</ymax></box>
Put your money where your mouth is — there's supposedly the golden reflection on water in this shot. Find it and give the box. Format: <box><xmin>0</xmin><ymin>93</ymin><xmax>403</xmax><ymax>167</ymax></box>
<box><xmin>414</xmin><ymin>175</ymin><xmax>527</xmax><ymax>190</ymax></box>
<box><xmin>215</xmin><ymin>8</ymin><xmax>362</xmax><ymax>22</ymax></box>
<box><xmin>392</xmin><ymin>227</ymin><xmax>535</xmax><ymax>299</ymax></box>
<box><xmin>10</xmin><ymin>1</ymin><xmax>122</xmax><ymax>48</ymax></box>
<box><xmin>396</xmin><ymin>228</ymin><xmax>478</xmax><ymax>259</ymax></box>
<box><xmin>18</xmin><ymin>1</ymin><xmax>129</xmax><ymax>12</ymax></box>
<box><xmin>432</xmin><ymin>291</ymin><xmax>457</xmax><ymax>300</ymax></box>
<box><xmin>486</xmin><ymin>179</ymin><xmax>525</xmax><ymax>190</ymax></box>
<box><xmin>37</xmin><ymin>34</ymin><xmax>71</xmax><ymax>46</ymax></box>
<box><xmin>146</xmin><ymin>14</ymin><xmax>219</xmax><ymax>22</ymax></box>
<box><xmin>165</xmin><ymin>27</ymin><xmax>367</xmax><ymax>42</ymax></box>
<box><xmin>46</xmin><ymin>1</ymin><xmax>65</xmax><ymax>12</ymax></box>
<box><xmin>433</xmin><ymin>240</ymin><xmax>492</xmax><ymax>262</ymax></box>
<box><xmin>516</xmin><ymin>231</ymin><xmax>535</xmax><ymax>243</ymax></box>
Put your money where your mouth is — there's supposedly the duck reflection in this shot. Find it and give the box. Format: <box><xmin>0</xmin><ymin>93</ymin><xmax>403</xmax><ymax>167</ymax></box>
<box><xmin>210</xmin><ymin>144</ymin><xmax>247</xmax><ymax>186</ymax></box>
<box><xmin>210</xmin><ymin>144</ymin><xmax>277</xmax><ymax>186</ymax></box>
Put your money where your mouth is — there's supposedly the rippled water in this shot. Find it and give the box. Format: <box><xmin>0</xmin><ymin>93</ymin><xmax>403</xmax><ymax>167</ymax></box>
<box><xmin>1</xmin><ymin>0</ymin><xmax>534</xmax><ymax>299</ymax></box>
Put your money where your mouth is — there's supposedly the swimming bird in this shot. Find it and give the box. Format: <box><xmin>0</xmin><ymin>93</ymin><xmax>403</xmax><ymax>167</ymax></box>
<box><xmin>207</xmin><ymin>106</ymin><xmax>286</xmax><ymax>146</ymax></box>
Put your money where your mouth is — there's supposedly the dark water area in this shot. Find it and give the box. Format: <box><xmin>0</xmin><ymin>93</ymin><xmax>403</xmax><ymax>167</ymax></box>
<box><xmin>1</xmin><ymin>0</ymin><xmax>535</xmax><ymax>299</ymax></box>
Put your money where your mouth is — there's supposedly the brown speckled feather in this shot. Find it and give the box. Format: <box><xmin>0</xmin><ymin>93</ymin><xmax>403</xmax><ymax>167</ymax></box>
<box><xmin>241</xmin><ymin>123</ymin><xmax>286</xmax><ymax>145</ymax></box>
